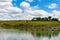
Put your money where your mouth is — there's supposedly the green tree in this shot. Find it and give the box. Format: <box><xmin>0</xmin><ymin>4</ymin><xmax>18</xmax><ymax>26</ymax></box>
<box><xmin>44</xmin><ymin>17</ymin><xmax>48</xmax><ymax>21</ymax></box>
<box><xmin>41</xmin><ymin>18</ymin><xmax>45</xmax><ymax>21</ymax></box>
<box><xmin>51</xmin><ymin>18</ymin><xmax>58</xmax><ymax>21</ymax></box>
<box><xmin>48</xmin><ymin>16</ymin><xmax>51</xmax><ymax>21</ymax></box>
<box><xmin>36</xmin><ymin>17</ymin><xmax>41</xmax><ymax>21</ymax></box>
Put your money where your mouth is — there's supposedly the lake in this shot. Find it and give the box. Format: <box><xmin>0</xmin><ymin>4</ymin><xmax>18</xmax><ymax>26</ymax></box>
<box><xmin>0</xmin><ymin>29</ymin><xmax>60</xmax><ymax>40</ymax></box>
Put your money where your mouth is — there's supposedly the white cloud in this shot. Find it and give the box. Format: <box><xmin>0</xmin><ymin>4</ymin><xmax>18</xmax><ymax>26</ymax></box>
<box><xmin>25</xmin><ymin>0</ymin><xmax>33</xmax><ymax>2</ymax></box>
<box><xmin>6</xmin><ymin>7</ymin><xmax>22</xmax><ymax>13</ymax></box>
<box><xmin>0</xmin><ymin>0</ymin><xmax>22</xmax><ymax>20</ymax></box>
<box><xmin>25</xmin><ymin>9</ymin><xmax>49</xmax><ymax>17</ymax></box>
<box><xmin>20</xmin><ymin>2</ymin><xmax>30</xmax><ymax>9</ymax></box>
<box><xmin>52</xmin><ymin>10</ymin><xmax>60</xmax><ymax>18</ymax></box>
<box><xmin>0</xmin><ymin>2</ymin><xmax>12</xmax><ymax>9</ymax></box>
<box><xmin>0</xmin><ymin>0</ymin><xmax>12</xmax><ymax>2</ymax></box>
<box><xmin>48</xmin><ymin>3</ymin><xmax>57</xmax><ymax>9</ymax></box>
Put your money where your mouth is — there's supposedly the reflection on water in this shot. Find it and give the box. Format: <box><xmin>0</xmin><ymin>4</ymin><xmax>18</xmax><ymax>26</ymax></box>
<box><xmin>0</xmin><ymin>29</ymin><xmax>34</xmax><ymax>40</ymax></box>
<box><xmin>34</xmin><ymin>34</ymin><xmax>60</xmax><ymax>40</ymax></box>
<box><xmin>0</xmin><ymin>29</ymin><xmax>60</xmax><ymax>40</ymax></box>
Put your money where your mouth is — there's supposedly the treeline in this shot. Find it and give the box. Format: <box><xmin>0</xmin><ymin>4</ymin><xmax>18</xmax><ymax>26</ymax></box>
<box><xmin>32</xmin><ymin>16</ymin><xmax>58</xmax><ymax>21</ymax></box>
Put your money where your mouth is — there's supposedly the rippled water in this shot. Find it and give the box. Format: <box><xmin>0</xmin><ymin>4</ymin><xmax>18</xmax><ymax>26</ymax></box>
<box><xmin>0</xmin><ymin>29</ymin><xmax>60</xmax><ymax>40</ymax></box>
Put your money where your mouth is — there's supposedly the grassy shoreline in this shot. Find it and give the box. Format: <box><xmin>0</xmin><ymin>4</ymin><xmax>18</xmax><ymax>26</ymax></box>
<box><xmin>0</xmin><ymin>20</ymin><xmax>60</xmax><ymax>26</ymax></box>
<box><xmin>0</xmin><ymin>20</ymin><xmax>60</xmax><ymax>36</ymax></box>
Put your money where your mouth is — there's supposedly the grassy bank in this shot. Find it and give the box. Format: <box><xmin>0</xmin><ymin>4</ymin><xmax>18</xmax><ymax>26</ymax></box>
<box><xmin>0</xmin><ymin>20</ymin><xmax>60</xmax><ymax>36</ymax></box>
<box><xmin>0</xmin><ymin>20</ymin><xmax>60</xmax><ymax>26</ymax></box>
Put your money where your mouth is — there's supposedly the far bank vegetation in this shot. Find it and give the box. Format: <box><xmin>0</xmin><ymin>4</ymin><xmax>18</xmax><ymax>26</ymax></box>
<box><xmin>32</xmin><ymin>16</ymin><xmax>58</xmax><ymax>21</ymax></box>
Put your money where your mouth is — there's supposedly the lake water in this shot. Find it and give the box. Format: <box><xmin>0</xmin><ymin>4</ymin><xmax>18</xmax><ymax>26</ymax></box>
<box><xmin>0</xmin><ymin>29</ymin><xmax>60</xmax><ymax>40</ymax></box>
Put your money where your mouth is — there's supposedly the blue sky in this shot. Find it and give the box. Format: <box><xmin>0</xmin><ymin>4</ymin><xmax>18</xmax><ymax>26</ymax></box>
<box><xmin>0</xmin><ymin>0</ymin><xmax>60</xmax><ymax>20</ymax></box>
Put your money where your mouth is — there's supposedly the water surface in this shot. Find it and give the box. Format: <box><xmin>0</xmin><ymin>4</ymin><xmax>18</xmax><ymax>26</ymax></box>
<box><xmin>0</xmin><ymin>29</ymin><xmax>60</xmax><ymax>40</ymax></box>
